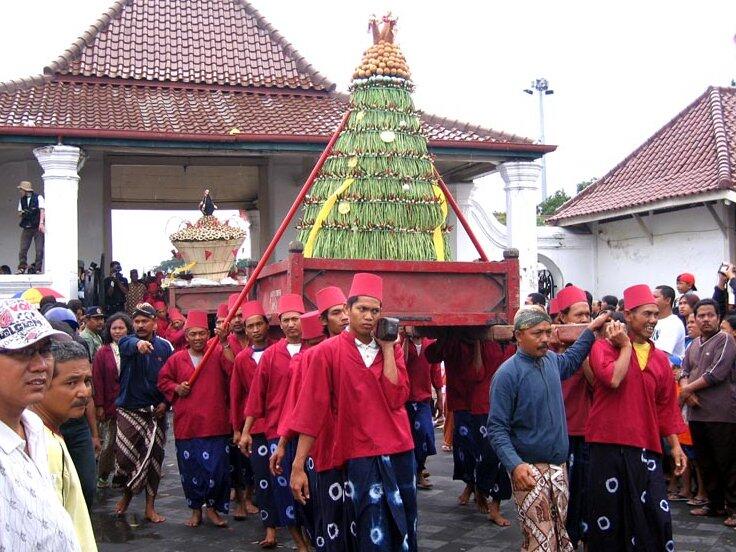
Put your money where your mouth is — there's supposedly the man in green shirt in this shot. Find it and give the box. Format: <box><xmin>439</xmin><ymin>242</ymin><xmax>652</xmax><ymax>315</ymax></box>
<box><xmin>79</xmin><ymin>306</ymin><xmax>104</xmax><ymax>359</ymax></box>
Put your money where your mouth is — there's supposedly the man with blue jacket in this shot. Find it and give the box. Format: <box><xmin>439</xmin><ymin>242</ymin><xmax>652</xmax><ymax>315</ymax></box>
<box><xmin>113</xmin><ymin>302</ymin><xmax>173</xmax><ymax>523</ymax></box>
<box><xmin>488</xmin><ymin>306</ymin><xmax>608</xmax><ymax>551</ymax></box>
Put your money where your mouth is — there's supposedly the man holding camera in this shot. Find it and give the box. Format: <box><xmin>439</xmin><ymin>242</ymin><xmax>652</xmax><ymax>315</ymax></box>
<box><xmin>289</xmin><ymin>273</ymin><xmax>418</xmax><ymax>551</ymax></box>
<box><xmin>103</xmin><ymin>261</ymin><xmax>129</xmax><ymax>315</ymax></box>
<box><xmin>16</xmin><ymin>180</ymin><xmax>45</xmax><ymax>274</ymax></box>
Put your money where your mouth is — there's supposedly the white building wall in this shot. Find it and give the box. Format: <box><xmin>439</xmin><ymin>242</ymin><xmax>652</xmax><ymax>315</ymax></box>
<box><xmin>594</xmin><ymin>204</ymin><xmax>729</xmax><ymax>297</ymax></box>
<box><xmin>77</xmin><ymin>153</ymin><xmax>105</xmax><ymax>265</ymax></box>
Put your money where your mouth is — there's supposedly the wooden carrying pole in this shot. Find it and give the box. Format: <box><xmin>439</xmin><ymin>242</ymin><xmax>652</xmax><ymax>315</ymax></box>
<box><xmin>433</xmin><ymin>169</ymin><xmax>489</xmax><ymax>262</ymax></box>
<box><xmin>187</xmin><ymin>110</ymin><xmax>351</xmax><ymax>386</ymax></box>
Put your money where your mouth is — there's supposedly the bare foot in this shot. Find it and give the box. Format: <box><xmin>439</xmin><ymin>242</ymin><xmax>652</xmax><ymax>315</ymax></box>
<box><xmin>488</xmin><ymin>500</ymin><xmax>511</xmax><ymax>527</ymax></box>
<box><xmin>205</xmin><ymin>507</ymin><xmax>228</xmax><ymax>527</ymax></box>
<box><xmin>245</xmin><ymin>499</ymin><xmax>259</xmax><ymax>515</ymax></box>
<box><xmin>145</xmin><ymin>509</ymin><xmax>166</xmax><ymax>523</ymax></box>
<box><xmin>185</xmin><ymin>509</ymin><xmax>202</xmax><ymax>527</ymax></box>
<box><xmin>458</xmin><ymin>484</ymin><xmax>473</xmax><ymax>506</ymax></box>
<box><xmin>114</xmin><ymin>492</ymin><xmax>132</xmax><ymax>516</ymax></box>
<box><xmin>418</xmin><ymin>473</ymin><xmax>433</xmax><ymax>490</ymax></box>
<box><xmin>475</xmin><ymin>492</ymin><xmax>489</xmax><ymax>514</ymax></box>
<box><xmin>232</xmin><ymin>502</ymin><xmax>247</xmax><ymax>520</ymax></box>
<box><xmin>259</xmin><ymin>527</ymin><xmax>278</xmax><ymax>549</ymax></box>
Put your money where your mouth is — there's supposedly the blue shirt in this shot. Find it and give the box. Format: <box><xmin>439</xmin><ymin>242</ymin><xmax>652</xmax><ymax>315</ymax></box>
<box><xmin>488</xmin><ymin>329</ymin><xmax>595</xmax><ymax>472</ymax></box>
<box><xmin>116</xmin><ymin>335</ymin><xmax>173</xmax><ymax>410</ymax></box>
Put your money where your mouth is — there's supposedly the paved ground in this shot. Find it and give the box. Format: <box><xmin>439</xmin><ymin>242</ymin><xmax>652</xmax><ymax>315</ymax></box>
<box><xmin>93</xmin><ymin>429</ymin><xmax>736</xmax><ymax>551</ymax></box>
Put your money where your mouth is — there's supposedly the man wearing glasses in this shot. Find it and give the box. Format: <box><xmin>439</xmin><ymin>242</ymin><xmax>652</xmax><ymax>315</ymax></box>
<box><xmin>0</xmin><ymin>298</ymin><xmax>81</xmax><ymax>551</ymax></box>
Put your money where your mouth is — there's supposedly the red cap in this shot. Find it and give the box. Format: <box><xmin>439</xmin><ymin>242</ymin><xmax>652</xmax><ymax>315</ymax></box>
<box><xmin>548</xmin><ymin>297</ymin><xmax>560</xmax><ymax>316</ymax></box>
<box><xmin>184</xmin><ymin>310</ymin><xmax>209</xmax><ymax>331</ymax></box>
<box><xmin>242</xmin><ymin>300</ymin><xmax>266</xmax><ymax>321</ymax></box>
<box><xmin>348</xmin><ymin>273</ymin><xmax>383</xmax><ymax>302</ymax></box>
<box><xmin>168</xmin><ymin>307</ymin><xmax>185</xmax><ymax>322</ymax></box>
<box><xmin>556</xmin><ymin>286</ymin><xmax>587</xmax><ymax>312</ymax></box>
<box><xmin>677</xmin><ymin>272</ymin><xmax>697</xmax><ymax>290</ymax></box>
<box><xmin>278</xmin><ymin>294</ymin><xmax>305</xmax><ymax>316</ymax></box>
<box><xmin>623</xmin><ymin>284</ymin><xmax>656</xmax><ymax>311</ymax></box>
<box><xmin>300</xmin><ymin>310</ymin><xmax>324</xmax><ymax>340</ymax></box>
<box><xmin>153</xmin><ymin>300</ymin><xmax>166</xmax><ymax>311</ymax></box>
<box><xmin>316</xmin><ymin>286</ymin><xmax>347</xmax><ymax>313</ymax></box>
<box><xmin>216</xmin><ymin>303</ymin><xmax>228</xmax><ymax>319</ymax></box>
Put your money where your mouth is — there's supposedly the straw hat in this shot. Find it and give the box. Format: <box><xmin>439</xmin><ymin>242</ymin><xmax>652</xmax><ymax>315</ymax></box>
<box><xmin>17</xmin><ymin>181</ymin><xmax>33</xmax><ymax>193</ymax></box>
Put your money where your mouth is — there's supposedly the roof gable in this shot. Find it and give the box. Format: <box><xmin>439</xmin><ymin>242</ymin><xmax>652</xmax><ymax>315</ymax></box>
<box><xmin>550</xmin><ymin>86</ymin><xmax>736</xmax><ymax>225</ymax></box>
<box><xmin>44</xmin><ymin>0</ymin><xmax>334</xmax><ymax>91</ymax></box>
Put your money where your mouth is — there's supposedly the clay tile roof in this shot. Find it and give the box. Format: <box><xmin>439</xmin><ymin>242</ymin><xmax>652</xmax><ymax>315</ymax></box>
<box><xmin>0</xmin><ymin>0</ymin><xmax>550</xmax><ymax>152</ymax></box>
<box><xmin>549</xmin><ymin>86</ymin><xmax>736</xmax><ymax>225</ymax></box>
<box><xmin>44</xmin><ymin>0</ymin><xmax>335</xmax><ymax>91</ymax></box>
<box><xmin>0</xmin><ymin>78</ymin><xmax>546</xmax><ymax>148</ymax></box>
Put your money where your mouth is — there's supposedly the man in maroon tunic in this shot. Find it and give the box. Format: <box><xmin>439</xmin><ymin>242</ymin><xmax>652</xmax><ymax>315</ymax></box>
<box><xmin>157</xmin><ymin>310</ymin><xmax>232</xmax><ymax>528</ymax></box>
<box><xmin>229</xmin><ymin>300</ymin><xmax>271</xmax><ymax>521</ymax></box>
<box><xmin>289</xmin><ymin>273</ymin><xmax>418</xmax><ymax>551</ymax></box>
<box><xmin>239</xmin><ymin>294</ymin><xmax>309</xmax><ymax>551</ymax></box>
<box><xmin>587</xmin><ymin>284</ymin><xmax>687</xmax><ymax>550</ymax></box>
<box><xmin>554</xmin><ymin>285</ymin><xmax>595</xmax><ymax>548</ymax></box>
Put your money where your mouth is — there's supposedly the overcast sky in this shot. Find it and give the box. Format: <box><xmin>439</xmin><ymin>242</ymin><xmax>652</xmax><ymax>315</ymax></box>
<box><xmin>2</xmin><ymin>1</ymin><xmax>735</xmax><ymax>269</ymax></box>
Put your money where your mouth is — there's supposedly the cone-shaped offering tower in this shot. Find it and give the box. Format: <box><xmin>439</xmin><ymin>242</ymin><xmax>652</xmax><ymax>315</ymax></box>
<box><xmin>298</xmin><ymin>15</ymin><xmax>450</xmax><ymax>261</ymax></box>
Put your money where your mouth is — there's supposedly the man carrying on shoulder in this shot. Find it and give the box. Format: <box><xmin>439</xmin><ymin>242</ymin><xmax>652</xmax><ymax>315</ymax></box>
<box><xmin>586</xmin><ymin>285</ymin><xmax>687</xmax><ymax>550</ymax></box>
<box><xmin>290</xmin><ymin>274</ymin><xmax>418</xmax><ymax>551</ymax></box>
<box><xmin>489</xmin><ymin>305</ymin><xmax>609</xmax><ymax>551</ymax></box>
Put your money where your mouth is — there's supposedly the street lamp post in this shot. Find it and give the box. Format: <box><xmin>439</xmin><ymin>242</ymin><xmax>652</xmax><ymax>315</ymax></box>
<box><xmin>523</xmin><ymin>78</ymin><xmax>554</xmax><ymax>199</ymax></box>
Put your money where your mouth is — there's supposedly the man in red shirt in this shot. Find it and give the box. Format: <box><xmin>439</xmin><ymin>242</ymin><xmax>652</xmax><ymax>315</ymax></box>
<box><xmin>425</xmin><ymin>332</ymin><xmax>513</xmax><ymax>524</ymax></box>
<box><xmin>402</xmin><ymin>326</ymin><xmax>443</xmax><ymax>490</ymax></box>
<box><xmin>554</xmin><ymin>285</ymin><xmax>595</xmax><ymax>548</ymax></box>
<box><xmin>273</xmin><ymin>286</ymin><xmax>350</xmax><ymax>552</ymax></box>
<box><xmin>289</xmin><ymin>273</ymin><xmax>418</xmax><ymax>551</ymax></box>
<box><xmin>587</xmin><ymin>284</ymin><xmax>687</xmax><ymax>550</ymax></box>
<box><xmin>226</xmin><ymin>293</ymin><xmax>248</xmax><ymax>356</ymax></box>
<box><xmin>164</xmin><ymin>307</ymin><xmax>186</xmax><ymax>351</ymax></box>
<box><xmin>229</xmin><ymin>300</ymin><xmax>271</xmax><ymax>521</ymax></box>
<box><xmin>239</xmin><ymin>294</ymin><xmax>309</xmax><ymax>551</ymax></box>
<box><xmin>157</xmin><ymin>310</ymin><xmax>232</xmax><ymax>528</ymax></box>
<box><xmin>153</xmin><ymin>300</ymin><xmax>169</xmax><ymax>337</ymax></box>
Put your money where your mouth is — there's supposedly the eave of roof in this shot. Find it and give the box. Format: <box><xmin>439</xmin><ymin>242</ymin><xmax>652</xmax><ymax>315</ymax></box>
<box><xmin>549</xmin><ymin>86</ymin><xmax>736</xmax><ymax>225</ymax></box>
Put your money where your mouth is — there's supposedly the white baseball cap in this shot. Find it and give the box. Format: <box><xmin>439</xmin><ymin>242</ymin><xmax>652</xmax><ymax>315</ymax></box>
<box><xmin>0</xmin><ymin>299</ymin><xmax>71</xmax><ymax>350</ymax></box>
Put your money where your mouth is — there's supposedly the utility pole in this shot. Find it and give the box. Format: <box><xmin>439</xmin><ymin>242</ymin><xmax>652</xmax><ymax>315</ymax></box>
<box><xmin>524</xmin><ymin>78</ymin><xmax>554</xmax><ymax>199</ymax></box>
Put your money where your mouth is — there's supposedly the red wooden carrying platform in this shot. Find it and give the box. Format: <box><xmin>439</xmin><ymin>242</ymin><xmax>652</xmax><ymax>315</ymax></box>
<box><xmin>255</xmin><ymin>243</ymin><xmax>519</xmax><ymax>326</ymax></box>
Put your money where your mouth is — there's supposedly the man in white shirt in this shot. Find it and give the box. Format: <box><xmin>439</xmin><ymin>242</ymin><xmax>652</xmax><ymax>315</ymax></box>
<box><xmin>16</xmin><ymin>180</ymin><xmax>45</xmax><ymax>274</ymax></box>
<box><xmin>652</xmin><ymin>285</ymin><xmax>686</xmax><ymax>362</ymax></box>
<box><xmin>0</xmin><ymin>298</ymin><xmax>80</xmax><ymax>551</ymax></box>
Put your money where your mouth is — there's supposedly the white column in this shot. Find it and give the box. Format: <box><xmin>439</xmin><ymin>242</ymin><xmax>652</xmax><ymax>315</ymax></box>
<box><xmin>499</xmin><ymin>161</ymin><xmax>542</xmax><ymax>300</ymax></box>
<box><xmin>451</xmin><ymin>181</ymin><xmax>478</xmax><ymax>261</ymax></box>
<box><xmin>33</xmin><ymin>145</ymin><xmax>84</xmax><ymax>300</ymax></box>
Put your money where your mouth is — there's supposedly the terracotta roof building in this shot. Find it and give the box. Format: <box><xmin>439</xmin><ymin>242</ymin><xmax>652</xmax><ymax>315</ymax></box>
<box><xmin>550</xmin><ymin>86</ymin><xmax>736</xmax><ymax>226</ymax></box>
<box><xmin>0</xmin><ymin>0</ymin><xmax>553</xmax><ymax>300</ymax></box>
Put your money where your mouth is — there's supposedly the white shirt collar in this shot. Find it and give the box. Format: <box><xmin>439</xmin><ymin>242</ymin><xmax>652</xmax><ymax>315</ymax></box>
<box><xmin>355</xmin><ymin>338</ymin><xmax>379</xmax><ymax>349</ymax></box>
<box><xmin>0</xmin><ymin>409</ymin><xmax>45</xmax><ymax>459</ymax></box>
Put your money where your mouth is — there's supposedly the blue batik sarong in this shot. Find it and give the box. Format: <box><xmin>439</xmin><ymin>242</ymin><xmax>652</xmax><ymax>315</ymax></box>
<box><xmin>175</xmin><ymin>435</ymin><xmax>231</xmax><ymax>513</ymax></box>
<box><xmin>453</xmin><ymin>410</ymin><xmax>477</xmax><ymax>484</ymax></box>
<box><xmin>471</xmin><ymin>413</ymin><xmax>511</xmax><ymax>501</ymax></box>
<box><xmin>312</xmin><ymin>466</ymin><xmax>356</xmax><ymax>551</ymax></box>
<box><xmin>229</xmin><ymin>443</ymin><xmax>254</xmax><ymax>490</ymax></box>
<box><xmin>567</xmin><ymin>435</ymin><xmax>590</xmax><ymax>548</ymax></box>
<box><xmin>406</xmin><ymin>400</ymin><xmax>437</xmax><ymax>472</ymax></box>
<box><xmin>268</xmin><ymin>437</ymin><xmax>302</xmax><ymax>528</ymax></box>
<box><xmin>250</xmin><ymin>433</ymin><xmax>279</xmax><ymax>528</ymax></box>
<box><xmin>345</xmin><ymin>451</ymin><xmax>418</xmax><ymax>552</ymax></box>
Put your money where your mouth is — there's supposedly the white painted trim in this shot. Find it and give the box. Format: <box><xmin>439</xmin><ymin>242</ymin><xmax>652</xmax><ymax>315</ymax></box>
<box><xmin>554</xmin><ymin>190</ymin><xmax>736</xmax><ymax>227</ymax></box>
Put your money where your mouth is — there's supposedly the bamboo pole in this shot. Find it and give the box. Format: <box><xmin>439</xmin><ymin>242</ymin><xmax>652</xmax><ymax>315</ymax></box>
<box><xmin>187</xmin><ymin>110</ymin><xmax>352</xmax><ymax>386</ymax></box>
